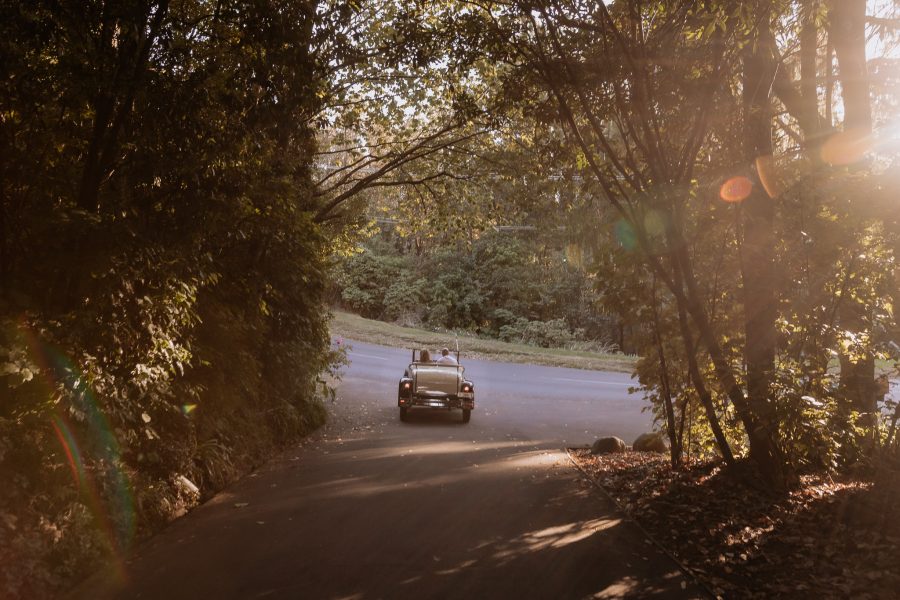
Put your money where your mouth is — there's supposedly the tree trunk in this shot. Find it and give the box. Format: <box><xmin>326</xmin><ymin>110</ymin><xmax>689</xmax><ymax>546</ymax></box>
<box><xmin>667</xmin><ymin>249</ymin><xmax>735</xmax><ymax>465</ymax></box>
<box><xmin>0</xmin><ymin>173</ymin><xmax>7</xmax><ymax>299</ymax></box>
<box><xmin>77</xmin><ymin>94</ymin><xmax>115</xmax><ymax>212</ymax></box>
<box><xmin>825</xmin><ymin>41</ymin><xmax>834</xmax><ymax>128</ymax></box>
<box><xmin>773</xmin><ymin>1</ymin><xmax>824</xmax><ymax>147</ymax></box>
<box><xmin>799</xmin><ymin>3</ymin><xmax>821</xmax><ymax>140</ymax></box>
<box><xmin>76</xmin><ymin>1</ymin><xmax>170</xmax><ymax>213</ymax></box>
<box><xmin>663</xmin><ymin>225</ymin><xmax>785</xmax><ymax>482</ymax></box>
<box><xmin>828</xmin><ymin>0</ymin><xmax>878</xmax><ymax>427</ymax></box>
<box><xmin>740</xmin><ymin>7</ymin><xmax>789</xmax><ymax>489</ymax></box>
<box><xmin>828</xmin><ymin>0</ymin><xmax>872</xmax><ymax>134</ymax></box>
<box><xmin>650</xmin><ymin>276</ymin><xmax>683</xmax><ymax>467</ymax></box>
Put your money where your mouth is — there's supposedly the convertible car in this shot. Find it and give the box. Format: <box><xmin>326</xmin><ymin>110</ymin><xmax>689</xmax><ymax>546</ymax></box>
<box><xmin>398</xmin><ymin>349</ymin><xmax>475</xmax><ymax>423</ymax></box>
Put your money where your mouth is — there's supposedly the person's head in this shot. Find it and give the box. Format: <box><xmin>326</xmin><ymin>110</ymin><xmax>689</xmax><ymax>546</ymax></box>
<box><xmin>441</xmin><ymin>348</ymin><xmax>450</xmax><ymax>357</ymax></box>
<box><xmin>420</xmin><ymin>349</ymin><xmax>431</xmax><ymax>362</ymax></box>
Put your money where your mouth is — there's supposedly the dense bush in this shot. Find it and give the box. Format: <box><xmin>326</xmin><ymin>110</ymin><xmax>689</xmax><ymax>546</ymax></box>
<box><xmin>0</xmin><ymin>2</ymin><xmax>340</xmax><ymax>596</ymax></box>
<box><xmin>332</xmin><ymin>232</ymin><xmax>619</xmax><ymax>348</ymax></box>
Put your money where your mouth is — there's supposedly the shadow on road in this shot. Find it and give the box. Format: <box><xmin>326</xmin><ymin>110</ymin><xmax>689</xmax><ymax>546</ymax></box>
<box><xmin>398</xmin><ymin>408</ymin><xmax>470</xmax><ymax>426</ymax></box>
<box><xmin>74</xmin><ymin>422</ymin><xmax>702</xmax><ymax>599</ymax></box>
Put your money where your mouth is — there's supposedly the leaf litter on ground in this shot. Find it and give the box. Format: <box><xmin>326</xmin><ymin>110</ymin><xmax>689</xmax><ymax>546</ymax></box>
<box><xmin>570</xmin><ymin>450</ymin><xmax>900</xmax><ymax>600</ymax></box>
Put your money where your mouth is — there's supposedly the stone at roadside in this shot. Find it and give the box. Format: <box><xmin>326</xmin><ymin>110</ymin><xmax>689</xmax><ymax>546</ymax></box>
<box><xmin>591</xmin><ymin>436</ymin><xmax>627</xmax><ymax>455</ymax></box>
<box><xmin>633</xmin><ymin>432</ymin><xmax>668</xmax><ymax>453</ymax></box>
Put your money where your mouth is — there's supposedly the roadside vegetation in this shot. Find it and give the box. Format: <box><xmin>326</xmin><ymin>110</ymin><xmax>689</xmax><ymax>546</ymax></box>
<box><xmin>1</xmin><ymin>3</ymin><xmax>343</xmax><ymax>596</ymax></box>
<box><xmin>2</xmin><ymin>0</ymin><xmax>900</xmax><ymax>598</ymax></box>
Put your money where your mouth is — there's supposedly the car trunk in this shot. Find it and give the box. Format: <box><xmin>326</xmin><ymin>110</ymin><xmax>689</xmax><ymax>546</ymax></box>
<box><xmin>413</xmin><ymin>365</ymin><xmax>461</xmax><ymax>396</ymax></box>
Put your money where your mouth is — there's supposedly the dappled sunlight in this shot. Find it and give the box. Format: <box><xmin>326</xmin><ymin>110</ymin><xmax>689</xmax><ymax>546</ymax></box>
<box><xmin>296</xmin><ymin>449</ymin><xmax>567</xmax><ymax>500</ymax></box>
<box><xmin>489</xmin><ymin>517</ymin><xmax>620</xmax><ymax>565</ymax></box>
<box><xmin>592</xmin><ymin>576</ymin><xmax>639</xmax><ymax>598</ymax></box>
<box><xmin>340</xmin><ymin>439</ymin><xmax>537</xmax><ymax>461</ymax></box>
<box><xmin>204</xmin><ymin>490</ymin><xmax>238</xmax><ymax>506</ymax></box>
<box><xmin>297</xmin><ymin>473</ymin><xmax>463</xmax><ymax>499</ymax></box>
<box><xmin>476</xmin><ymin>449</ymin><xmax>569</xmax><ymax>474</ymax></box>
<box><xmin>434</xmin><ymin>558</ymin><xmax>478</xmax><ymax>576</ymax></box>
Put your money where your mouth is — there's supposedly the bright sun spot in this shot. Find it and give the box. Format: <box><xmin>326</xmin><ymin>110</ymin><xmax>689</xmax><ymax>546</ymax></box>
<box><xmin>820</xmin><ymin>129</ymin><xmax>873</xmax><ymax>166</ymax></box>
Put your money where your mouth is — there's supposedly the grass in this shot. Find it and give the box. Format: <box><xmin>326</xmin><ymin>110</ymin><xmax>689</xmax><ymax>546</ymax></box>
<box><xmin>329</xmin><ymin>310</ymin><xmax>637</xmax><ymax>373</ymax></box>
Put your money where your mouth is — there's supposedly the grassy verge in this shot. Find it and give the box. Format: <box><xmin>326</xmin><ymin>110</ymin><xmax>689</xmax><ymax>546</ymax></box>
<box><xmin>329</xmin><ymin>310</ymin><xmax>637</xmax><ymax>373</ymax></box>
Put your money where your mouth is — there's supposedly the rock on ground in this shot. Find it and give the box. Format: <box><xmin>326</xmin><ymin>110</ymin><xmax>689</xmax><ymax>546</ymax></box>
<box><xmin>633</xmin><ymin>432</ymin><xmax>668</xmax><ymax>453</ymax></box>
<box><xmin>591</xmin><ymin>436</ymin><xmax>627</xmax><ymax>455</ymax></box>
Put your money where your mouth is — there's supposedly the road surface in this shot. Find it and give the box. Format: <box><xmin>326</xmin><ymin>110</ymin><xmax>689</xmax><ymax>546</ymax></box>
<box><xmin>73</xmin><ymin>340</ymin><xmax>705</xmax><ymax>599</ymax></box>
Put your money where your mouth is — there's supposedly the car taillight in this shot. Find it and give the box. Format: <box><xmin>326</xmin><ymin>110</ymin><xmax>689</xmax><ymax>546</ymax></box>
<box><xmin>403</xmin><ymin>382</ymin><xmax>411</xmax><ymax>389</ymax></box>
<box><xmin>462</xmin><ymin>383</ymin><xmax>472</xmax><ymax>392</ymax></box>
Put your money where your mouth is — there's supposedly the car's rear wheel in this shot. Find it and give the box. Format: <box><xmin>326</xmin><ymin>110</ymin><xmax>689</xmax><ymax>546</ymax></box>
<box><xmin>400</xmin><ymin>406</ymin><xmax>409</xmax><ymax>422</ymax></box>
<box><xmin>461</xmin><ymin>409</ymin><xmax>471</xmax><ymax>423</ymax></box>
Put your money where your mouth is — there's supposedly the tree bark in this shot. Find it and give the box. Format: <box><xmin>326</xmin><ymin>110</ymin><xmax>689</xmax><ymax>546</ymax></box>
<box><xmin>828</xmin><ymin>0</ymin><xmax>872</xmax><ymax>134</ymax></box>
<box><xmin>799</xmin><ymin>4</ymin><xmax>821</xmax><ymax>139</ymax></box>
<box><xmin>669</xmin><ymin>254</ymin><xmax>735</xmax><ymax>465</ymax></box>
<box><xmin>650</xmin><ymin>276</ymin><xmax>683</xmax><ymax>467</ymax></box>
<box><xmin>0</xmin><ymin>172</ymin><xmax>7</xmax><ymax>299</ymax></box>
<box><xmin>740</xmin><ymin>6</ymin><xmax>789</xmax><ymax>489</ymax></box>
<box><xmin>772</xmin><ymin>1</ymin><xmax>824</xmax><ymax>147</ymax></box>
<box><xmin>828</xmin><ymin>0</ymin><xmax>878</xmax><ymax>424</ymax></box>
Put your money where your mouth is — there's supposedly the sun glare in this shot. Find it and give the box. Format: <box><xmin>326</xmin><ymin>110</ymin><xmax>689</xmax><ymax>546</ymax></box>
<box><xmin>820</xmin><ymin>129</ymin><xmax>873</xmax><ymax>166</ymax></box>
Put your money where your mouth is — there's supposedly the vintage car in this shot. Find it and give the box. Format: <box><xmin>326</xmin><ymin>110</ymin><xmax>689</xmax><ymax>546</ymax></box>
<box><xmin>398</xmin><ymin>349</ymin><xmax>475</xmax><ymax>423</ymax></box>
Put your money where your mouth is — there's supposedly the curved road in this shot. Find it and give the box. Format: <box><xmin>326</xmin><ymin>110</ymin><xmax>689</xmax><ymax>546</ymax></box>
<box><xmin>74</xmin><ymin>340</ymin><xmax>704</xmax><ymax>599</ymax></box>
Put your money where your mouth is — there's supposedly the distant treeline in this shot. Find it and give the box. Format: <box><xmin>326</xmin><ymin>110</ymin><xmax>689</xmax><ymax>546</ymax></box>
<box><xmin>331</xmin><ymin>231</ymin><xmax>626</xmax><ymax>352</ymax></box>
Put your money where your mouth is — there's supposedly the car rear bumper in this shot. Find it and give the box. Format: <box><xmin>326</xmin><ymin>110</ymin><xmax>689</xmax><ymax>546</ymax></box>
<box><xmin>399</xmin><ymin>394</ymin><xmax>475</xmax><ymax>410</ymax></box>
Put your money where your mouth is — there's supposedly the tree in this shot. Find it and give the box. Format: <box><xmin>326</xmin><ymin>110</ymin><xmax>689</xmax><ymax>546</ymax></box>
<box><xmin>0</xmin><ymin>1</ymin><xmax>343</xmax><ymax>592</ymax></box>
<box><xmin>737</xmin><ymin>0</ymin><xmax>790</xmax><ymax>486</ymax></box>
<box><xmin>475</xmin><ymin>0</ymin><xmax>790</xmax><ymax>482</ymax></box>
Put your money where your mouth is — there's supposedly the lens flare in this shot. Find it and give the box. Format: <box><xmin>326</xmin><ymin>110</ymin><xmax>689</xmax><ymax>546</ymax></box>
<box><xmin>720</xmin><ymin>176</ymin><xmax>753</xmax><ymax>203</ymax></box>
<box><xmin>614</xmin><ymin>219</ymin><xmax>637</xmax><ymax>251</ymax></box>
<box><xmin>20</xmin><ymin>324</ymin><xmax>135</xmax><ymax>582</ymax></box>
<box><xmin>51</xmin><ymin>415</ymin><xmax>130</xmax><ymax>583</ymax></box>
<box><xmin>643</xmin><ymin>210</ymin><xmax>667</xmax><ymax>238</ymax></box>
<box><xmin>51</xmin><ymin>414</ymin><xmax>85</xmax><ymax>486</ymax></box>
<box><xmin>181</xmin><ymin>403</ymin><xmax>197</xmax><ymax>415</ymax></box>
<box><xmin>820</xmin><ymin>129</ymin><xmax>871</xmax><ymax>166</ymax></box>
<box><xmin>755</xmin><ymin>155</ymin><xmax>782</xmax><ymax>199</ymax></box>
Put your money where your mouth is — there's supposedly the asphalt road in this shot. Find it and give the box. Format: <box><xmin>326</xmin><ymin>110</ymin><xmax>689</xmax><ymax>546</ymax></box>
<box><xmin>73</xmin><ymin>340</ymin><xmax>705</xmax><ymax>600</ymax></box>
<box><xmin>344</xmin><ymin>340</ymin><xmax>654</xmax><ymax>446</ymax></box>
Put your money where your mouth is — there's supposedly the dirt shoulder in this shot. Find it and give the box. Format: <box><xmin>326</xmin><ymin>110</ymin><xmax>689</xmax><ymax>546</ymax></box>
<box><xmin>569</xmin><ymin>450</ymin><xmax>900</xmax><ymax>600</ymax></box>
<box><xmin>330</xmin><ymin>310</ymin><xmax>637</xmax><ymax>373</ymax></box>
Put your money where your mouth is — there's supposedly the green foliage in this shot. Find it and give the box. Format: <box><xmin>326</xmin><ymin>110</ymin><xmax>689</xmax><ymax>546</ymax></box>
<box><xmin>332</xmin><ymin>229</ymin><xmax>617</xmax><ymax>349</ymax></box>
<box><xmin>0</xmin><ymin>0</ymin><xmax>342</xmax><ymax>595</ymax></box>
<box><xmin>499</xmin><ymin>318</ymin><xmax>576</xmax><ymax>348</ymax></box>
<box><xmin>333</xmin><ymin>249</ymin><xmax>411</xmax><ymax>318</ymax></box>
